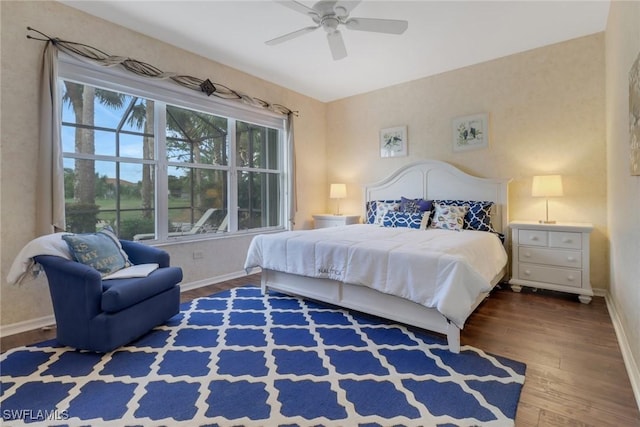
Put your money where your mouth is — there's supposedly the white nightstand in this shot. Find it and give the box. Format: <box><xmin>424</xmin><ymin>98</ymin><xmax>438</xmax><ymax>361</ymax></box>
<box><xmin>312</xmin><ymin>214</ymin><xmax>360</xmax><ymax>229</ymax></box>
<box><xmin>509</xmin><ymin>221</ymin><xmax>593</xmax><ymax>304</ymax></box>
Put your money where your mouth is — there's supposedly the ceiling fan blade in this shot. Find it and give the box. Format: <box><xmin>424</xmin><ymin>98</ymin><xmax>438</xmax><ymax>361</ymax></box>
<box><xmin>265</xmin><ymin>25</ymin><xmax>320</xmax><ymax>45</ymax></box>
<box><xmin>276</xmin><ymin>1</ymin><xmax>319</xmax><ymax>18</ymax></box>
<box><xmin>327</xmin><ymin>30</ymin><xmax>347</xmax><ymax>60</ymax></box>
<box><xmin>345</xmin><ymin>17</ymin><xmax>408</xmax><ymax>34</ymax></box>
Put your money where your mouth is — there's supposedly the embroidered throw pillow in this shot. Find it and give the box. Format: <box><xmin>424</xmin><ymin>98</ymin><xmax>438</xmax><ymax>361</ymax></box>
<box><xmin>62</xmin><ymin>227</ymin><xmax>131</xmax><ymax>277</ymax></box>
<box><xmin>430</xmin><ymin>203</ymin><xmax>468</xmax><ymax>231</ymax></box>
<box><xmin>400</xmin><ymin>197</ymin><xmax>433</xmax><ymax>214</ymax></box>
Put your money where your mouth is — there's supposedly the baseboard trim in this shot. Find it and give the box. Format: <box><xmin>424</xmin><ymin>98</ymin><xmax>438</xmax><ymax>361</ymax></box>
<box><xmin>0</xmin><ymin>270</ymin><xmax>253</xmax><ymax>339</ymax></box>
<box><xmin>0</xmin><ymin>315</ymin><xmax>56</xmax><ymax>338</ymax></box>
<box><xmin>605</xmin><ymin>292</ymin><xmax>640</xmax><ymax>411</ymax></box>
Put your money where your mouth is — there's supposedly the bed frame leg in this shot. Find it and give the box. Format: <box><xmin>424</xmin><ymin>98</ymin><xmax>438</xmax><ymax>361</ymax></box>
<box><xmin>260</xmin><ymin>271</ymin><xmax>269</xmax><ymax>295</ymax></box>
<box><xmin>446</xmin><ymin>323</ymin><xmax>461</xmax><ymax>353</ymax></box>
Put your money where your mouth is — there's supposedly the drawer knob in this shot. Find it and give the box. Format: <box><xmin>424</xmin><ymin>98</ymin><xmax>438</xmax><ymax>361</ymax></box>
<box><xmin>567</xmin><ymin>275</ymin><xmax>575</xmax><ymax>281</ymax></box>
<box><xmin>523</xmin><ymin>252</ymin><xmax>531</xmax><ymax>258</ymax></box>
<box><xmin>530</xmin><ymin>236</ymin><xmax>538</xmax><ymax>241</ymax></box>
<box><xmin>524</xmin><ymin>270</ymin><xmax>531</xmax><ymax>276</ymax></box>
<box><xmin>567</xmin><ymin>256</ymin><xmax>576</xmax><ymax>262</ymax></box>
<box><xmin>563</xmin><ymin>238</ymin><xmax>572</xmax><ymax>243</ymax></box>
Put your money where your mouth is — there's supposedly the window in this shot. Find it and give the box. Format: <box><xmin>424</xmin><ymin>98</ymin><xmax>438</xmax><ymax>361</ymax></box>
<box><xmin>59</xmin><ymin>59</ymin><xmax>287</xmax><ymax>241</ymax></box>
<box><xmin>236</xmin><ymin>121</ymin><xmax>281</xmax><ymax>229</ymax></box>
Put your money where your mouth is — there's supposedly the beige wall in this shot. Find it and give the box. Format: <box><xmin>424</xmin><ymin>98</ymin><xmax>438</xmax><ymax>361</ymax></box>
<box><xmin>605</xmin><ymin>0</ymin><xmax>640</xmax><ymax>395</ymax></box>
<box><xmin>326</xmin><ymin>34</ymin><xmax>607</xmax><ymax>290</ymax></box>
<box><xmin>0</xmin><ymin>1</ymin><xmax>326</xmax><ymax>328</ymax></box>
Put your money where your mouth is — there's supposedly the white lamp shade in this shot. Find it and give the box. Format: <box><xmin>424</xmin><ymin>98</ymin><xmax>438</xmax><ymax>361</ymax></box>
<box><xmin>329</xmin><ymin>183</ymin><xmax>347</xmax><ymax>199</ymax></box>
<box><xmin>532</xmin><ymin>175</ymin><xmax>563</xmax><ymax>197</ymax></box>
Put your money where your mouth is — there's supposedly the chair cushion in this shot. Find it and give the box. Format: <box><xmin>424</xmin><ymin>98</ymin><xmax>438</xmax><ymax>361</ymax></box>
<box><xmin>101</xmin><ymin>267</ymin><xmax>182</xmax><ymax>313</ymax></box>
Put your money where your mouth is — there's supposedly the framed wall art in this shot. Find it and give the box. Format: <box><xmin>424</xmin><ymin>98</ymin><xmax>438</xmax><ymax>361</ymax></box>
<box><xmin>452</xmin><ymin>113</ymin><xmax>488</xmax><ymax>152</ymax></box>
<box><xmin>380</xmin><ymin>126</ymin><xmax>407</xmax><ymax>158</ymax></box>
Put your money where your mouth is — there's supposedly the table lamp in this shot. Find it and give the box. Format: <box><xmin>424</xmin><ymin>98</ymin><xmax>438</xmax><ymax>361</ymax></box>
<box><xmin>531</xmin><ymin>175</ymin><xmax>563</xmax><ymax>224</ymax></box>
<box><xmin>329</xmin><ymin>183</ymin><xmax>347</xmax><ymax>215</ymax></box>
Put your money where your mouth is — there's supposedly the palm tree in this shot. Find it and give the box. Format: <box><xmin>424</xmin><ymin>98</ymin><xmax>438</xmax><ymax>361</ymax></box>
<box><xmin>166</xmin><ymin>106</ymin><xmax>228</xmax><ymax>220</ymax></box>
<box><xmin>62</xmin><ymin>82</ymin><xmax>125</xmax><ymax>205</ymax></box>
<box><xmin>127</xmin><ymin>100</ymin><xmax>155</xmax><ymax>218</ymax></box>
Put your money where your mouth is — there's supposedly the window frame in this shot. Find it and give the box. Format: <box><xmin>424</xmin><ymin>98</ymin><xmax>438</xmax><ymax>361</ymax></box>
<box><xmin>58</xmin><ymin>53</ymin><xmax>289</xmax><ymax>242</ymax></box>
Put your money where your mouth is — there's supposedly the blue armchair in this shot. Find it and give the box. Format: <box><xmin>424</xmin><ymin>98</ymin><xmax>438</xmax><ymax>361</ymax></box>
<box><xmin>34</xmin><ymin>240</ymin><xmax>182</xmax><ymax>353</ymax></box>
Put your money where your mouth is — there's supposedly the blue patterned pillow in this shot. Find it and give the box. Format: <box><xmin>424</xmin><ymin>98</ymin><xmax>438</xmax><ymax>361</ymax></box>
<box><xmin>62</xmin><ymin>227</ymin><xmax>131</xmax><ymax>277</ymax></box>
<box><xmin>366</xmin><ymin>200</ymin><xmax>401</xmax><ymax>225</ymax></box>
<box><xmin>382</xmin><ymin>211</ymin><xmax>429</xmax><ymax>229</ymax></box>
<box><xmin>430</xmin><ymin>203</ymin><xmax>468</xmax><ymax>231</ymax></box>
<box><xmin>433</xmin><ymin>200</ymin><xmax>496</xmax><ymax>232</ymax></box>
<box><xmin>400</xmin><ymin>197</ymin><xmax>433</xmax><ymax>214</ymax></box>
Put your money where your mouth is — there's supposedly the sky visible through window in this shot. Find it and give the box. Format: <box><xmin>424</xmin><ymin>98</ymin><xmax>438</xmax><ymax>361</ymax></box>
<box><xmin>61</xmin><ymin>90</ymin><xmax>176</xmax><ymax>186</ymax></box>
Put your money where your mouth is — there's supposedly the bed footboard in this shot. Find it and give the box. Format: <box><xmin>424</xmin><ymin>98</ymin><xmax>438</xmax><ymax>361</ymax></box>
<box><xmin>261</xmin><ymin>269</ymin><xmax>463</xmax><ymax>353</ymax></box>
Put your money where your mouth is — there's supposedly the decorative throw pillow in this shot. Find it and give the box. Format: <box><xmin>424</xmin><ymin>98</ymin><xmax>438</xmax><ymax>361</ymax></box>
<box><xmin>366</xmin><ymin>200</ymin><xmax>401</xmax><ymax>225</ymax></box>
<box><xmin>430</xmin><ymin>203</ymin><xmax>468</xmax><ymax>231</ymax></box>
<box><xmin>382</xmin><ymin>211</ymin><xmax>429</xmax><ymax>229</ymax></box>
<box><xmin>400</xmin><ymin>197</ymin><xmax>433</xmax><ymax>214</ymax></box>
<box><xmin>433</xmin><ymin>200</ymin><xmax>496</xmax><ymax>232</ymax></box>
<box><xmin>62</xmin><ymin>226</ymin><xmax>131</xmax><ymax>277</ymax></box>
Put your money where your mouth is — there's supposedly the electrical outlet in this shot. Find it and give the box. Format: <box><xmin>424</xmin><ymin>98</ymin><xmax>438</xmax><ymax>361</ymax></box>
<box><xmin>193</xmin><ymin>251</ymin><xmax>204</xmax><ymax>260</ymax></box>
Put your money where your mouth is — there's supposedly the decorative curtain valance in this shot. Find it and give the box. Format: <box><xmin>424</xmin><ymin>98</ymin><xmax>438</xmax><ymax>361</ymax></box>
<box><xmin>26</xmin><ymin>27</ymin><xmax>297</xmax><ymax>117</ymax></box>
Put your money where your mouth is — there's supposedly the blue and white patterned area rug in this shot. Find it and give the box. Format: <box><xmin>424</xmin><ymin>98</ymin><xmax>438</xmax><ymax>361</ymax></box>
<box><xmin>1</xmin><ymin>286</ymin><xmax>526</xmax><ymax>427</ymax></box>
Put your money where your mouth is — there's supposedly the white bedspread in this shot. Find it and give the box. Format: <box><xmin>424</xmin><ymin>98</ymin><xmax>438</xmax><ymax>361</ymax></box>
<box><xmin>244</xmin><ymin>224</ymin><xmax>508</xmax><ymax>328</ymax></box>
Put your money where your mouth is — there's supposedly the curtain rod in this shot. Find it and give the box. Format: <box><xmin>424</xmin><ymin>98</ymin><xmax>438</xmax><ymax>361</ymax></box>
<box><xmin>26</xmin><ymin>27</ymin><xmax>298</xmax><ymax>117</ymax></box>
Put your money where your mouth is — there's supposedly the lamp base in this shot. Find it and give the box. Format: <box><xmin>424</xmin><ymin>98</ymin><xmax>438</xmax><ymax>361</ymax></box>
<box><xmin>539</xmin><ymin>220</ymin><xmax>556</xmax><ymax>224</ymax></box>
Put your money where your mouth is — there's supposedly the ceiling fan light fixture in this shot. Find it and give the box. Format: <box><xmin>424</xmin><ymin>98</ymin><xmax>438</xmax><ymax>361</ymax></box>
<box><xmin>321</xmin><ymin>16</ymin><xmax>340</xmax><ymax>33</ymax></box>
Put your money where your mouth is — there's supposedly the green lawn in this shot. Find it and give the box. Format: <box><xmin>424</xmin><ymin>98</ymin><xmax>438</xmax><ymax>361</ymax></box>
<box><xmin>65</xmin><ymin>197</ymin><xmax>217</xmax><ymax>237</ymax></box>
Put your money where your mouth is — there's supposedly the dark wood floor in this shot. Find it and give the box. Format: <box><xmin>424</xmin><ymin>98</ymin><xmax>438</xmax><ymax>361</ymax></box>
<box><xmin>2</xmin><ymin>275</ymin><xmax>639</xmax><ymax>426</ymax></box>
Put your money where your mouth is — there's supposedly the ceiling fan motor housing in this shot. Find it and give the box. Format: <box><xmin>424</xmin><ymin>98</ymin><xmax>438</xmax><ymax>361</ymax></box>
<box><xmin>321</xmin><ymin>16</ymin><xmax>340</xmax><ymax>33</ymax></box>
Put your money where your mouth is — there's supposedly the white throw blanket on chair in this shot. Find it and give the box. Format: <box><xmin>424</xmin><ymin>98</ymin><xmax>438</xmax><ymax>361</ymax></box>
<box><xmin>7</xmin><ymin>233</ymin><xmax>72</xmax><ymax>285</ymax></box>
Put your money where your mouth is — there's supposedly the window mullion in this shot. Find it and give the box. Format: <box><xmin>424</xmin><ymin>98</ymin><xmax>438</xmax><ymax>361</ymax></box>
<box><xmin>155</xmin><ymin>101</ymin><xmax>169</xmax><ymax>240</ymax></box>
<box><xmin>228</xmin><ymin>118</ymin><xmax>238</xmax><ymax>233</ymax></box>
<box><xmin>281</xmin><ymin>126</ymin><xmax>289</xmax><ymax>230</ymax></box>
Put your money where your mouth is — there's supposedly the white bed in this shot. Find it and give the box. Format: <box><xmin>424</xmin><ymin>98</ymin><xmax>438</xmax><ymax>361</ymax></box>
<box><xmin>245</xmin><ymin>160</ymin><xmax>510</xmax><ymax>353</ymax></box>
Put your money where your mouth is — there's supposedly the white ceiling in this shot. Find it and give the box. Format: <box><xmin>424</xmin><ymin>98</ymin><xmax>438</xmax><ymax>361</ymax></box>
<box><xmin>59</xmin><ymin>1</ymin><xmax>610</xmax><ymax>103</ymax></box>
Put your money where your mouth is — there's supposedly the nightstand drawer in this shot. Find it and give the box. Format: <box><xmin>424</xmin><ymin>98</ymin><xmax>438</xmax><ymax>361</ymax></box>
<box><xmin>518</xmin><ymin>247</ymin><xmax>582</xmax><ymax>268</ymax></box>
<box><xmin>548</xmin><ymin>231</ymin><xmax>581</xmax><ymax>249</ymax></box>
<box><xmin>518</xmin><ymin>229</ymin><xmax>548</xmax><ymax>247</ymax></box>
<box><xmin>518</xmin><ymin>263</ymin><xmax>582</xmax><ymax>288</ymax></box>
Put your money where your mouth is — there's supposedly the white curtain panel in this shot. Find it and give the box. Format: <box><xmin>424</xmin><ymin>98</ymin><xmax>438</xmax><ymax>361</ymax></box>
<box><xmin>36</xmin><ymin>42</ymin><xmax>66</xmax><ymax>235</ymax></box>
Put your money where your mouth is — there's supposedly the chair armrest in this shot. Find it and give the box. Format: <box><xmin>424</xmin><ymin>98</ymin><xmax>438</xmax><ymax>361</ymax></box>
<box><xmin>33</xmin><ymin>255</ymin><xmax>104</xmax><ymax>324</ymax></box>
<box><xmin>35</xmin><ymin>255</ymin><xmax>102</xmax><ymax>283</ymax></box>
<box><xmin>120</xmin><ymin>240</ymin><xmax>170</xmax><ymax>267</ymax></box>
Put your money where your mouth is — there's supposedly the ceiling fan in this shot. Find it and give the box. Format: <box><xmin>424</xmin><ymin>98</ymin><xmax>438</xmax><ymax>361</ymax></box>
<box><xmin>266</xmin><ymin>0</ymin><xmax>409</xmax><ymax>60</ymax></box>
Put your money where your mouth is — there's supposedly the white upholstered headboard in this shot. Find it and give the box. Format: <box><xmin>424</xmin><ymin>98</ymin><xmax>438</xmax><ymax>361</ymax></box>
<box><xmin>364</xmin><ymin>160</ymin><xmax>511</xmax><ymax>235</ymax></box>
